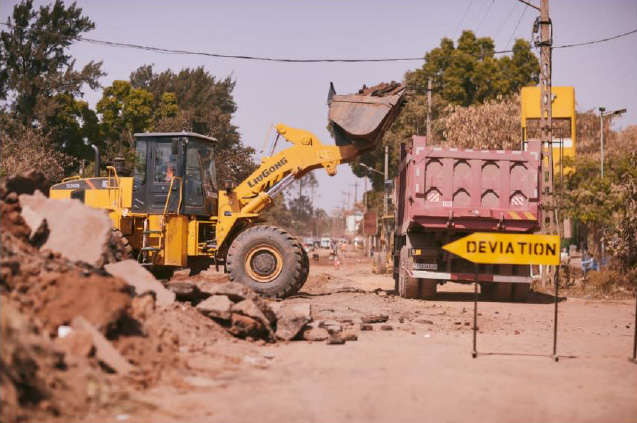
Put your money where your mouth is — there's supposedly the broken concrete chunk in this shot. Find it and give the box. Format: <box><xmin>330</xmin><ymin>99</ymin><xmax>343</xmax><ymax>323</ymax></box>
<box><xmin>166</xmin><ymin>281</ymin><xmax>204</xmax><ymax>302</ymax></box>
<box><xmin>380</xmin><ymin>324</ymin><xmax>393</xmax><ymax>331</ymax></box>
<box><xmin>104</xmin><ymin>260</ymin><xmax>175</xmax><ymax>307</ymax></box>
<box><xmin>71</xmin><ymin>316</ymin><xmax>134</xmax><ymax>374</ymax></box>
<box><xmin>19</xmin><ymin>190</ymin><xmax>112</xmax><ymax>266</ymax></box>
<box><xmin>360</xmin><ymin>323</ymin><xmax>373</xmax><ymax>331</ymax></box>
<box><xmin>233</xmin><ymin>299</ymin><xmax>272</xmax><ymax>329</ymax></box>
<box><xmin>341</xmin><ymin>331</ymin><xmax>358</xmax><ymax>341</ymax></box>
<box><xmin>302</xmin><ymin>327</ymin><xmax>330</xmax><ymax>342</ymax></box>
<box><xmin>326</xmin><ymin>336</ymin><xmax>346</xmax><ymax>345</ymax></box>
<box><xmin>361</xmin><ymin>314</ymin><xmax>389</xmax><ymax>324</ymax></box>
<box><xmin>228</xmin><ymin>314</ymin><xmax>269</xmax><ymax>340</ymax></box>
<box><xmin>274</xmin><ymin>303</ymin><xmax>312</xmax><ymax>341</ymax></box>
<box><xmin>319</xmin><ymin>320</ymin><xmax>343</xmax><ymax>334</ymax></box>
<box><xmin>196</xmin><ymin>295</ymin><xmax>234</xmax><ymax>320</ymax></box>
<box><xmin>199</xmin><ymin>281</ymin><xmax>255</xmax><ymax>302</ymax></box>
<box><xmin>53</xmin><ymin>329</ymin><xmax>94</xmax><ymax>357</ymax></box>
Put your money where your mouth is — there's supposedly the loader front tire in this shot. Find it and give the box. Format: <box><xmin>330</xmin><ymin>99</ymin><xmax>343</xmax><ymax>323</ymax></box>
<box><xmin>227</xmin><ymin>225</ymin><xmax>305</xmax><ymax>298</ymax></box>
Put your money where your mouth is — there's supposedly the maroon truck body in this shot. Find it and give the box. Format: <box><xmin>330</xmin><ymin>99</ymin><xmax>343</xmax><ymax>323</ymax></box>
<box><xmin>393</xmin><ymin>136</ymin><xmax>543</xmax><ymax>301</ymax></box>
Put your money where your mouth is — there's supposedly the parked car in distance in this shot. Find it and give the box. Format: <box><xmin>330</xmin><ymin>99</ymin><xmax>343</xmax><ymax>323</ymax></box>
<box><xmin>320</xmin><ymin>237</ymin><xmax>331</xmax><ymax>249</ymax></box>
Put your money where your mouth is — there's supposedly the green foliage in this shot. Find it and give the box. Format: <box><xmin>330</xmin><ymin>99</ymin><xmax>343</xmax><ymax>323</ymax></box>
<box><xmin>406</xmin><ymin>31</ymin><xmax>539</xmax><ymax>106</ymax></box>
<box><xmin>96</xmin><ymin>80</ymin><xmax>154</xmax><ymax>148</ymax></box>
<box><xmin>353</xmin><ymin>31</ymin><xmax>539</xmax><ymax>205</ymax></box>
<box><xmin>128</xmin><ymin>65</ymin><xmax>256</xmax><ymax>183</ymax></box>
<box><xmin>0</xmin><ymin>0</ymin><xmax>104</xmax><ymax>124</ymax></box>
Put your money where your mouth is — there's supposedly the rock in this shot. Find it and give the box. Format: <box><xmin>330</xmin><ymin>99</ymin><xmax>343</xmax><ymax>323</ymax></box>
<box><xmin>196</xmin><ymin>295</ymin><xmax>234</xmax><ymax>320</ymax></box>
<box><xmin>233</xmin><ymin>299</ymin><xmax>275</xmax><ymax>340</ymax></box>
<box><xmin>19</xmin><ymin>190</ymin><xmax>113</xmax><ymax>266</ymax></box>
<box><xmin>105</xmin><ymin>260</ymin><xmax>175</xmax><ymax>307</ymax></box>
<box><xmin>166</xmin><ymin>281</ymin><xmax>204</xmax><ymax>302</ymax></box>
<box><xmin>302</xmin><ymin>327</ymin><xmax>330</xmax><ymax>341</ymax></box>
<box><xmin>380</xmin><ymin>324</ymin><xmax>393</xmax><ymax>331</ymax></box>
<box><xmin>273</xmin><ymin>303</ymin><xmax>312</xmax><ymax>341</ymax></box>
<box><xmin>199</xmin><ymin>281</ymin><xmax>255</xmax><ymax>302</ymax></box>
<box><xmin>19</xmin><ymin>203</ymin><xmax>49</xmax><ymax>246</ymax></box>
<box><xmin>360</xmin><ymin>323</ymin><xmax>373</xmax><ymax>331</ymax></box>
<box><xmin>319</xmin><ymin>320</ymin><xmax>343</xmax><ymax>334</ymax></box>
<box><xmin>416</xmin><ymin>319</ymin><xmax>434</xmax><ymax>325</ymax></box>
<box><xmin>229</xmin><ymin>314</ymin><xmax>269</xmax><ymax>339</ymax></box>
<box><xmin>326</xmin><ymin>336</ymin><xmax>346</xmax><ymax>345</ymax></box>
<box><xmin>131</xmin><ymin>293</ymin><xmax>156</xmax><ymax>320</ymax></box>
<box><xmin>341</xmin><ymin>331</ymin><xmax>358</xmax><ymax>341</ymax></box>
<box><xmin>361</xmin><ymin>314</ymin><xmax>389</xmax><ymax>324</ymax></box>
<box><xmin>2</xmin><ymin>170</ymin><xmax>51</xmax><ymax>198</ymax></box>
<box><xmin>71</xmin><ymin>316</ymin><xmax>134</xmax><ymax>374</ymax></box>
<box><xmin>53</xmin><ymin>329</ymin><xmax>94</xmax><ymax>357</ymax></box>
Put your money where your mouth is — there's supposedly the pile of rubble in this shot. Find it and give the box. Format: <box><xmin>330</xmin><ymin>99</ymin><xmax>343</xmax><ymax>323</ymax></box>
<box><xmin>0</xmin><ymin>171</ymin><xmax>215</xmax><ymax>422</ymax></box>
<box><xmin>0</xmin><ymin>170</ymin><xmax>361</xmax><ymax>422</ymax></box>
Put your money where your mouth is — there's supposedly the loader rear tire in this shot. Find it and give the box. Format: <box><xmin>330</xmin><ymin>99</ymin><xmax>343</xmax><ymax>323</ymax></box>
<box><xmin>227</xmin><ymin>225</ymin><xmax>305</xmax><ymax>298</ymax></box>
<box><xmin>372</xmin><ymin>250</ymin><xmax>387</xmax><ymax>274</ymax></box>
<box><xmin>111</xmin><ymin>228</ymin><xmax>134</xmax><ymax>261</ymax></box>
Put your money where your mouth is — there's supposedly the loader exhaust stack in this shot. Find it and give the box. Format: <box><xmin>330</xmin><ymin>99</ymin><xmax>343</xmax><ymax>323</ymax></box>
<box><xmin>327</xmin><ymin>82</ymin><xmax>406</xmax><ymax>150</ymax></box>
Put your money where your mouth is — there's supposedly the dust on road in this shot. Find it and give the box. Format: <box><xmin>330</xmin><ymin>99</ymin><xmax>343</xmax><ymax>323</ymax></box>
<box><xmin>84</xmin><ymin>250</ymin><xmax>637</xmax><ymax>423</ymax></box>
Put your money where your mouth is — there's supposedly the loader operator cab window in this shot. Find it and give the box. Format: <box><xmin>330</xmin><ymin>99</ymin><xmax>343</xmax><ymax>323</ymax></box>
<box><xmin>184</xmin><ymin>140</ymin><xmax>217</xmax><ymax>215</ymax></box>
<box><xmin>154</xmin><ymin>142</ymin><xmax>178</xmax><ymax>183</ymax></box>
<box><xmin>133</xmin><ymin>140</ymin><xmax>148</xmax><ymax>185</ymax></box>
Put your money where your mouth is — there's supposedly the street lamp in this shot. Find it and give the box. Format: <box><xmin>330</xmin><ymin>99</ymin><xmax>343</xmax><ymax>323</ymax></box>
<box><xmin>599</xmin><ymin>107</ymin><xmax>627</xmax><ymax>179</ymax></box>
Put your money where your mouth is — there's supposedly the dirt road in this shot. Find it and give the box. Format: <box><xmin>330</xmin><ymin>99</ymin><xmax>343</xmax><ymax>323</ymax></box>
<box><xmin>86</xmin><ymin>251</ymin><xmax>636</xmax><ymax>423</ymax></box>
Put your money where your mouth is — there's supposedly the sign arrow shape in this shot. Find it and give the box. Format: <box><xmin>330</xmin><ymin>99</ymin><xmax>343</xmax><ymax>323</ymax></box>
<box><xmin>442</xmin><ymin>233</ymin><xmax>560</xmax><ymax>266</ymax></box>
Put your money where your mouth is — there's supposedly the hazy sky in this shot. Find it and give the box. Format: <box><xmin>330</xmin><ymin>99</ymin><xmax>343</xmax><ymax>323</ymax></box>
<box><xmin>2</xmin><ymin>0</ymin><xmax>636</xmax><ymax>212</ymax></box>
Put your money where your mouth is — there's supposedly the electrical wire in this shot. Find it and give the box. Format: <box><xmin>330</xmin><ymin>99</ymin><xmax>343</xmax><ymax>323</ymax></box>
<box><xmin>476</xmin><ymin>0</ymin><xmax>496</xmax><ymax>33</ymax></box>
<box><xmin>1</xmin><ymin>21</ymin><xmax>636</xmax><ymax>63</ymax></box>
<box><xmin>506</xmin><ymin>4</ymin><xmax>528</xmax><ymax>49</ymax></box>
<box><xmin>495</xmin><ymin>2</ymin><xmax>518</xmax><ymax>38</ymax></box>
<box><xmin>453</xmin><ymin>0</ymin><xmax>475</xmax><ymax>40</ymax></box>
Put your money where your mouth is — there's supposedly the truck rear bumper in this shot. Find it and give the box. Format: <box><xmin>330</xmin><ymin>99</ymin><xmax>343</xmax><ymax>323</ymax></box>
<box><xmin>408</xmin><ymin>270</ymin><xmax>532</xmax><ymax>284</ymax></box>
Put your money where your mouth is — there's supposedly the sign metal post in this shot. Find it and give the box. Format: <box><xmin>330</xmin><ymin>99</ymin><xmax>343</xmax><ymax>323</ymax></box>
<box><xmin>443</xmin><ymin>232</ymin><xmax>561</xmax><ymax>360</ymax></box>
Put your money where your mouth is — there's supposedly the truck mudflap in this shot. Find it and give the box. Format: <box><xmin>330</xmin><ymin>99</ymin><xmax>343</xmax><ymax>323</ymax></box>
<box><xmin>408</xmin><ymin>269</ymin><xmax>533</xmax><ymax>284</ymax></box>
<box><xmin>328</xmin><ymin>82</ymin><xmax>406</xmax><ymax>149</ymax></box>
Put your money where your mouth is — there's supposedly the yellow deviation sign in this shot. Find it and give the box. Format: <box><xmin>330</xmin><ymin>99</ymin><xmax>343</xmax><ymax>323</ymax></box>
<box><xmin>442</xmin><ymin>233</ymin><xmax>560</xmax><ymax>265</ymax></box>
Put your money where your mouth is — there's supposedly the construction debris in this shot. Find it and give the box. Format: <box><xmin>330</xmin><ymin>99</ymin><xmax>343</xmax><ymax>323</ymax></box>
<box><xmin>196</xmin><ymin>295</ymin><xmax>234</xmax><ymax>320</ymax></box>
<box><xmin>105</xmin><ymin>260</ymin><xmax>176</xmax><ymax>307</ymax></box>
<box><xmin>71</xmin><ymin>317</ymin><xmax>134</xmax><ymax>374</ymax></box>
<box><xmin>19</xmin><ymin>190</ymin><xmax>115</xmax><ymax>267</ymax></box>
<box><xmin>272</xmin><ymin>303</ymin><xmax>312</xmax><ymax>341</ymax></box>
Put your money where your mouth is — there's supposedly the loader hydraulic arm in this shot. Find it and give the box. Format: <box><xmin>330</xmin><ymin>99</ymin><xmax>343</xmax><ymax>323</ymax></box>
<box><xmin>216</xmin><ymin>124</ymin><xmax>365</xmax><ymax>248</ymax></box>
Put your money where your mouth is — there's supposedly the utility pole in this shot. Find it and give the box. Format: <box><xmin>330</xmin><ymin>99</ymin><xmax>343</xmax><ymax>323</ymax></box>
<box><xmin>383</xmin><ymin>145</ymin><xmax>389</xmax><ymax>216</ymax></box>
<box><xmin>427</xmin><ymin>78</ymin><xmax>432</xmax><ymax>140</ymax></box>
<box><xmin>599</xmin><ymin>107</ymin><xmax>627</xmax><ymax>180</ymax></box>
<box><xmin>350</xmin><ymin>181</ymin><xmax>359</xmax><ymax>207</ymax></box>
<box><xmin>535</xmin><ymin>0</ymin><xmax>557</xmax><ymax>288</ymax></box>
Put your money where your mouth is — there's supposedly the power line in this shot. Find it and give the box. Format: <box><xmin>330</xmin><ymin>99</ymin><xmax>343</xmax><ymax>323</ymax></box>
<box><xmin>476</xmin><ymin>0</ymin><xmax>496</xmax><ymax>33</ymax></box>
<box><xmin>495</xmin><ymin>2</ymin><xmax>518</xmax><ymax>39</ymax></box>
<box><xmin>1</xmin><ymin>22</ymin><xmax>636</xmax><ymax>63</ymax></box>
<box><xmin>506</xmin><ymin>4</ymin><xmax>528</xmax><ymax>49</ymax></box>
<box><xmin>453</xmin><ymin>0</ymin><xmax>475</xmax><ymax>40</ymax></box>
<box><xmin>553</xmin><ymin>28</ymin><xmax>637</xmax><ymax>49</ymax></box>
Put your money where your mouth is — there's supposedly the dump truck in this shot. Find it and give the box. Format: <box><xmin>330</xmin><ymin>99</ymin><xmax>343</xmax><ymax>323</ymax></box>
<box><xmin>49</xmin><ymin>82</ymin><xmax>406</xmax><ymax>298</ymax></box>
<box><xmin>393</xmin><ymin>136</ymin><xmax>542</xmax><ymax>301</ymax></box>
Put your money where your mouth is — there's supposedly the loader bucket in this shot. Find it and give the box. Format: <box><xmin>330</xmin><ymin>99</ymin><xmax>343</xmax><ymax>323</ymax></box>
<box><xmin>328</xmin><ymin>82</ymin><xmax>406</xmax><ymax>149</ymax></box>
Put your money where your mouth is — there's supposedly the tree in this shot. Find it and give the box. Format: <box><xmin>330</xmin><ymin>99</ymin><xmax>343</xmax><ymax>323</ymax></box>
<box><xmin>0</xmin><ymin>0</ymin><xmax>103</xmax><ymax>125</ymax></box>
<box><xmin>406</xmin><ymin>31</ymin><xmax>539</xmax><ymax>106</ymax></box>
<box><xmin>350</xmin><ymin>31</ymin><xmax>539</xmax><ymax>196</ymax></box>
<box><xmin>129</xmin><ymin>65</ymin><xmax>256</xmax><ymax>183</ymax></box>
<box><xmin>0</xmin><ymin>121</ymin><xmax>73</xmax><ymax>181</ymax></box>
<box><xmin>96</xmin><ymin>80</ymin><xmax>154</xmax><ymax>152</ymax></box>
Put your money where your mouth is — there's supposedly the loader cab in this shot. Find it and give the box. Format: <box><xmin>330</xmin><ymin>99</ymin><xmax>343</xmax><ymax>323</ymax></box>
<box><xmin>132</xmin><ymin>132</ymin><xmax>218</xmax><ymax>216</ymax></box>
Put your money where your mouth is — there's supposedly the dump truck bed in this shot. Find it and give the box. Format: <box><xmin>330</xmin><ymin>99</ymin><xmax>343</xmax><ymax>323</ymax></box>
<box><xmin>396</xmin><ymin>136</ymin><xmax>542</xmax><ymax>235</ymax></box>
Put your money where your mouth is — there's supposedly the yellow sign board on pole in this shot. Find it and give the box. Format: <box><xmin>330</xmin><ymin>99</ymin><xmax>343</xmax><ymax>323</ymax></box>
<box><xmin>442</xmin><ymin>233</ymin><xmax>560</xmax><ymax>266</ymax></box>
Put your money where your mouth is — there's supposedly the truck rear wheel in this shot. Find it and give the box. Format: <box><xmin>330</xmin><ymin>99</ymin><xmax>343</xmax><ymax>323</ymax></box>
<box><xmin>511</xmin><ymin>283</ymin><xmax>531</xmax><ymax>302</ymax></box>
<box><xmin>227</xmin><ymin>225</ymin><xmax>305</xmax><ymax>298</ymax></box>
<box><xmin>372</xmin><ymin>250</ymin><xmax>387</xmax><ymax>274</ymax></box>
<box><xmin>398</xmin><ymin>246</ymin><xmax>419</xmax><ymax>299</ymax></box>
<box><xmin>419</xmin><ymin>279</ymin><xmax>437</xmax><ymax>299</ymax></box>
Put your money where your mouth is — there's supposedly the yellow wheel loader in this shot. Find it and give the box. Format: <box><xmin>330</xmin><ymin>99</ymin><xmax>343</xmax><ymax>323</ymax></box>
<box><xmin>49</xmin><ymin>83</ymin><xmax>405</xmax><ymax>297</ymax></box>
